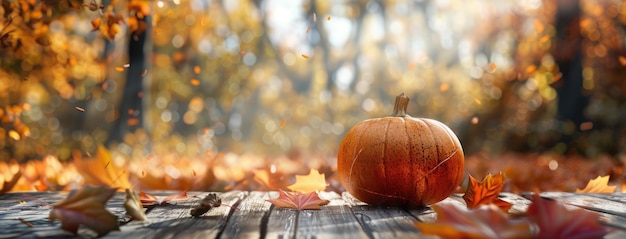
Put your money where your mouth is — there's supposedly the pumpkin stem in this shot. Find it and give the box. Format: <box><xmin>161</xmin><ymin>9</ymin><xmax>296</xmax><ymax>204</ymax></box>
<box><xmin>392</xmin><ymin>93</ymin><xmax>410</xmax><ymax>117</ymax></box>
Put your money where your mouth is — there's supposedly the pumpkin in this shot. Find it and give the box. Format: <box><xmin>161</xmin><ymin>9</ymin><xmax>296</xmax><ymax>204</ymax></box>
<box><xmin>337</xmin><ymin>93</ymin><xmax>464</xmax><ymax>207</ymax></box>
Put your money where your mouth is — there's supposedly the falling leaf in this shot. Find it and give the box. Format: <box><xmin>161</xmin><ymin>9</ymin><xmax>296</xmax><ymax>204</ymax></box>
<box><xmin>439</xmin><ymin>83</ymin><xmax>449</xmax><ymax>92</ymax></box>
<box><xmin>115</xmin><ymin>66</ymin><xmax>125</xmax><ymax>72</ymax></box>
<box><xmin>75</xmin><ymin>106</ymin><xmax>84</xmax><ymax>112</ymax></box>
<box><xmin>141</xmin><ymin>69</ymin><xmax>148</xmax><ymax>76</ymax></box>
<box><xmin>190</xmin><ymin>79</ymin><xmax>200</xmax><ymax>86</ymax></box>
<box><xmin>280</xmin><ymin>119</ymin><xmax>287</xmax><ymax>128</ymax></box>
<box><xmin>301</xmin><ymin>54</ymin><xmax>310</xmax><ymax>59</ymax></box>
<box><xmin>124</xmin><ymin>189</ymin><xmax>147</xmax><ymax>221</ymax></box>
<box><xmin>471</xmin><ymin>116</ymin><xmax>479</xmax><ymax>125</ymax></box>
<box><xmin>575</xmin><ymin>175</ymin><xmax>616</xmax><ymax>193</ymax></box>
<box><xmin>618</xmin><ymin>56</ymin><xmax>626</xmax><ymax>66</ymax></box>
<box><xmin>193</xmin><ymin>65</ymin><xmax>201</xmax><ymax>74</ymax></box>
<box><xmin>463</xmin><ymin>172</ymin><xmax>512</xmax><ymax>211</ymax></box>
<box><xmin>287</xmin><ymin>169</ymin><xmax>327</xmax><ymax>193</ymax></box>
<box><xmin>415</xmin><ymin>203</ymin><xmax>533</xmax><ymax>239</ymax></box>
<box><xmin>73</xmin><ymin>145</ymin><xmax>132</xmax><ymax>189</ymax></box>
<box><xmin>91</xmin><ymin>18</ymin><xmax>101</xmax><ymax>31</ymax></box>
<box><xmin>527</xmin><ymin>194</ymin><xmax>608</xmax><ymax>239</ymax></box>
<box><xmin>86</xmin><ymin>0</ymin><xmax>98</xmax><ymax>11</ymax></box>
<box><xmin>140</xmin><ymin>191</ymin><xmax>189</xmax><ymax>207</ymax></box>
<box><xmin>313</xmin><ymin>13</ymin><xmax>317</xmax><ymax>22</ymax></box>
<box><xmin>579</xmin><ymin>122</ymin><xmax>593</xmax><ymax>131</ymax></box>
<box><xmin>1</xmin><ymin>171</ymin><xmax>21</xmax><ymax>195</ymax></box>
<box><xmin>266</xmin><ymin>189</ymin><xmax>330</xmax><ymax>210</ymax></box>
<box><xmin>327</xmin><ymin>16</ymin><xmax>331</xmax><ymax>21</ymax></box>
<box><xmin>489</xmin><ymin>63</ymin><xmax>497</xmax><ymax>72</ymax></box>
<box><xmin>49</xmin><ymin>185</ymin><xmax>119</xmax><ymax>236</ymax></box>
<box><xmin>190</xmin><ymin>193</ymin><xmax>222</xmax><ymax>217</ymax></box>
<box><xmin>306</xmin><ymin>25</ymin><xmax>311</xmax><ymax>33</ymax></box>
<box><xmin>8</xmin><ymin>130</ymin><xmax>20</xmax><ymax>140</ymax></box>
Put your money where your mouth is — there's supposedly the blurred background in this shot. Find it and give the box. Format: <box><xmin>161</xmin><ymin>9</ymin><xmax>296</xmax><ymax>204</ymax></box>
<box><xmin>1</xmin><ymin>0</ymin><xmax>626</xmax><ymax>192</ymax></box>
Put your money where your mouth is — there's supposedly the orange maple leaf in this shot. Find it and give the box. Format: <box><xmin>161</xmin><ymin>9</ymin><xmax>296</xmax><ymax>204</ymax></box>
<box><xmin>287</xmin><ymin>169</ymin><xmax>327</xmax><ymax>193</ymax></box>
<box><xmin>575</xmin><ymin>175</ymin><xmax>616</xmax><ymax>193</ymax></box>
<box><xmin>462</xmin><ymin>172</ymin><xmax>512</xmax><ymax>211</ymax></box>
<box><xmin>415</xmin><ymin>203</ymin><xmax>533</xmax><ymax>239</ymax></box>
<box><xmin>527</xmin><ymin>194</ymin><xmax>608</xmax><ymax>238</ymax></box>
<box><xmin>49</xmin><ymin>185</ymin><xmax>119</xmax><ymax>236</ymax></box>
<box><xmin>139</xmin><ymin>191</ymin><xmax>189</xmax><ymax>207</ymax></box>
<box><xmin>266</xmin><ymin>189</ymin><xmax>330</xmax><ymax>210</ymax></box>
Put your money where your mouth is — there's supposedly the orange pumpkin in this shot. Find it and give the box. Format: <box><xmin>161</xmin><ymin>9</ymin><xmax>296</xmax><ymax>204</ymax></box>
<box><xmin>337</xmin><ymin>93</ymin><xmax>464</xmax><ymax>207</ymax></box>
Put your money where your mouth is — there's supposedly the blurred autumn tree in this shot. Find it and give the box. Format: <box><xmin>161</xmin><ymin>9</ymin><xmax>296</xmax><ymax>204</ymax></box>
<box><xmin>1</xmin><ymin>0</ymin><xmax>626</xmax><ymax>162</ymax></box>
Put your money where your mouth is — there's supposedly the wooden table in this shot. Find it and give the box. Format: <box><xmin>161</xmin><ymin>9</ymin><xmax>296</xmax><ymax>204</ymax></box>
<box><xmin>1</xmin><ymin>191</ymin><xmax>626</xmax><ymax>238</ymax></box>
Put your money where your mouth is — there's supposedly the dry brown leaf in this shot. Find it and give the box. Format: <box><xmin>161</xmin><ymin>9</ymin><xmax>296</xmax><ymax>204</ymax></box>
<box><xmin>415</xmin><ymin>203</ymin><xmax>533</xmax><ymax>239</ymax></box>
<box><xmin>287</xmin><ymin>169</ymin><xmax>327</xmax><ymax>193</ymax></box>
<box><xmin>575</xmin><ymin>175</ymin><xmax>616</xmax><ymax>193</ymax></box>
<box><xmin>49</xmin><ymin>185</ymin><xmax>119</xmax><ymax>236</ymax></box>
<box><xmin>266</xmin><ymin>189</ymin><xmax>329</xmax><ymax>210</ymax></box>
<box><xmin>462</xmin><ymin>172</ymin><xmax>512</xmax><ymax>211</ymax></box>
<box><xmin>190</xmin><ymin>193</ymin><xmax>222</xmax><ymax>217</ymax></box>
<box><xmin>139</xmin><ymin>191</ymin><xmax>189</xmax><ymax>207</ymax></box>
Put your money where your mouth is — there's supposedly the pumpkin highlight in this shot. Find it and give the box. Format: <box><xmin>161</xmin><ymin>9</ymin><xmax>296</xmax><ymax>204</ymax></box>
<box><xmin>337</xmin><ymin>93</ymin><xmax>464</xmax><ymax>207</ymax></box>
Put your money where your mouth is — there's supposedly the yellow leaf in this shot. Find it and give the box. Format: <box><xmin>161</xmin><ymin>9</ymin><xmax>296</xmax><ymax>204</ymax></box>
<box><xmin>124</xmin><ymin>189</ymin><xmax>147</xmax><ymax>221</ymax></box>
<box><xmin>576</xmin><ymin>175</ymin><xmax>616</xmax><ymax>193</ymax></box>
<box><xmin>287</xmin><ymin>169</ymin><xmax>327</xmax><ymax>193</ymax></box>
<box><xmin>73</xmin><ymin>145</ymin><xmax>132</xmax><ymax>189</ymax></box>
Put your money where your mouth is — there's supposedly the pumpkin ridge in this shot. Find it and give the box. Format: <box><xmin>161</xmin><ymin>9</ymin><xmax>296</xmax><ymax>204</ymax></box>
<box><xmin>382</xmin><ymin>119</ymin><xmax>391</xmax><ymax>191</ymax></box>
<box><xmin>401</xmin><ymin>116</ymin><xmax>418</xmax><ymax>202</ymax></box>
<box><xmin>348</xmin><ymin>121</ymin><xmax>373</xmax><ymax>189</ymax></box>
<box><xmin>422</xmin><ymin>119</ymin><xmax>441</xmax><ymax>204</ymax></box>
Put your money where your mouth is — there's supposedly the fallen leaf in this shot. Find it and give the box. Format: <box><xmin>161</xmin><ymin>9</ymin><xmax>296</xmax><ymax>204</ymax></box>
<box><xmin>124</xmin><ymin>189</ymin><xmax>146</xmax><ymax>221</ymax></box>
<box><xmin>190</xmin><ymin>193</ymin><xmax>222</xmax><ymax>217</ymax></box>
<box><xmin>287</xmin><ymin>169</ymin><xmax>327</xmax><ymax>193</ymax></box>
<box><xmin>140</xmin><ymin>191</ymin><xmax>189</xmax><ymax>207</ymax></box>
<box><xmin>49</xmin><ymin>185</ymin><xmax>119</xmax><ymax>236</ymax></box>
<box><xmin>576</xmin><ymin>175</ymin><xmax>616</xmax><ymax>193</ymax></box>
<box><xmin>1</xmin><ymin>170</ymin><xmax>21</xmax><ymax>195</ymax></box>
<box><xmin>463</xmin><ymin>172</ymin><xmax>512</xmax><ymax>211</ymax></box>
<box><xmin>527</xmin><ymin>194</ymin><xmax>608</xmax><ymax>239</ymax></box>
<box><xmin>266</xmin><ymin>189</ymin><xmax>329</xmax><ymax>210</ymax></box>
<box><xmin>415</xmin><ymin>203</ymin><xmax>533</xmax><ymax>239</ymax></box>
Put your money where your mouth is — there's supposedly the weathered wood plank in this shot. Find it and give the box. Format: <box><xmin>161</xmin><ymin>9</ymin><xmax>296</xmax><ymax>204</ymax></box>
<box><xmin>290</xmin><ymin>192</ymin><xmax>368</xmax><ymax>238</ymax></box>
<box><xmin>104</xmin><ymin>191</ymin><xmax>245</xmax><ymax>239</ymax></box>
<box><xmin>343</xmin><ymin>192</ymin><xmax>439</xmax><ymax>239</ymax></box>
<box><xmin>220</xmin><ymin>191</ymin><xmax>274</xmax><ymax>238</ymax></box>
